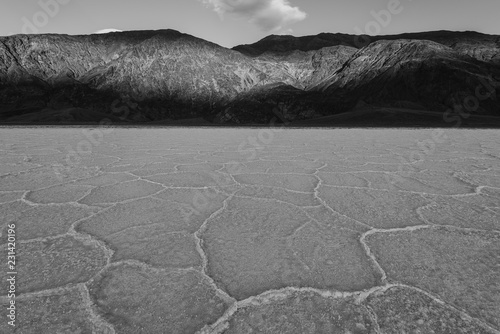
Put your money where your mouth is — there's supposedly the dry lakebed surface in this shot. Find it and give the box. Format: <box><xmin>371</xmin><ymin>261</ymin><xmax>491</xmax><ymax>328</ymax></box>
<box><xmin>0</xmin><ymin>127</ymin><xmax>499</xmax><ymax>334</ymax></box>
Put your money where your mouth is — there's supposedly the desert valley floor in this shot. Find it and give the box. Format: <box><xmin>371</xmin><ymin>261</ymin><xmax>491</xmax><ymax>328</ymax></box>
<box><xmin>0</xmin><ymin>127</ymin><xmax>499</xmax><ymax>334</ymax></box>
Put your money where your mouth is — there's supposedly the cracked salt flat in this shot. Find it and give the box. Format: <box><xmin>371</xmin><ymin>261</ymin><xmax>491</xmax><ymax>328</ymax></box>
<box><xmin>0</xmin><ymin>128</ymin><xmax>499</xmax><ymax>334</ymax></box>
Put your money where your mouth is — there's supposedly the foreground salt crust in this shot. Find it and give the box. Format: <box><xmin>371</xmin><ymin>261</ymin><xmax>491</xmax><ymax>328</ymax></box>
<box><xmin>0</xmin><ymin>128</ymin><xmax>499</xmax><ymax>333</ymax></box>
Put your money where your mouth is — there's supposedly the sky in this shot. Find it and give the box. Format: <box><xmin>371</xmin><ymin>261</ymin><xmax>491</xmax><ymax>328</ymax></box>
<box><xmin>1</xmin><ymin>0</ymin><xmax>499</xmax><ymax>48</ymax></box>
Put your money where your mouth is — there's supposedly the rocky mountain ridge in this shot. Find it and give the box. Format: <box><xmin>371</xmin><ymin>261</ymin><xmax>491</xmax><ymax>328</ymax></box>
<box><xmin>0</xmin><ymin>29</ymin><xmax>499</xmax><ymax>125</ymax></box>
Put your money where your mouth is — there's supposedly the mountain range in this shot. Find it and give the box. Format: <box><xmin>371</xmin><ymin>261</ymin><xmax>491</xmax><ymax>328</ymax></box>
<box><xmin>1</xmin><ymin>29</ymin><xmax>499</xmax><ymax>126</ymax></box>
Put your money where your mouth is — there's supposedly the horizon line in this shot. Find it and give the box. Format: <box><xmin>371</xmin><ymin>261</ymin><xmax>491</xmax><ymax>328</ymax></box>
<box><xmin>1</xmin><ymin>28</ymin><xmax>498</xmax><ymax>49</ymax></box>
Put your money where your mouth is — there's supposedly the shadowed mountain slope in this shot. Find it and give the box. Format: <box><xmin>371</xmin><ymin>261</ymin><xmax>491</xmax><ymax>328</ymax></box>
<box><xmin>234</xmin><ymin>30</ymin><xmax>500</xmax><ymax>64</ymax></box>
<box><xmin>1</xmin><ymin>29</ymin><xmax>499</xmax><ymax>125</ymax></box>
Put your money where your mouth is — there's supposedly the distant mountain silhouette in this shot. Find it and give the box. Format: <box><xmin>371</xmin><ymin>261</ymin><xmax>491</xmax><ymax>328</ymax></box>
<box><xmin>1</xmin><ymin>29</ymin><xmax>499</xmax><ymax>125</ymax></box>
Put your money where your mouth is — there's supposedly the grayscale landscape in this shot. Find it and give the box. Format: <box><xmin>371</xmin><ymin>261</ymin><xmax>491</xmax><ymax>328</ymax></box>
<box><xmin>0</xmin><ymin>127</ymin><xmax>499</xmax><ymax>333</ymax></box>
<box><xmin>2</xmin><ymin>0</ymin><xmax>500</xmax><ymax>332</ymax></box>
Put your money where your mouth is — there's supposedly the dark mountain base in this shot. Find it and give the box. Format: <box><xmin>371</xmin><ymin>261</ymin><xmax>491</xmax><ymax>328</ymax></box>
<box><xmin>2</xmin><ymin>106</ymin><xmax>500</xmax><ymax>129</ymax></box>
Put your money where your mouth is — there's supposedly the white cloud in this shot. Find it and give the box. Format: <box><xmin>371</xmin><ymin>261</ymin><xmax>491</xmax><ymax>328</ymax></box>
<box><xmin>93</xmin><ymin>29</ymin><xmax>123</xmax><ymax>34</ymax></box>
<box><xmin>200</xmin><ymin>0</ymin><xmax>307</xmax><ymax>32</ymax></box>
